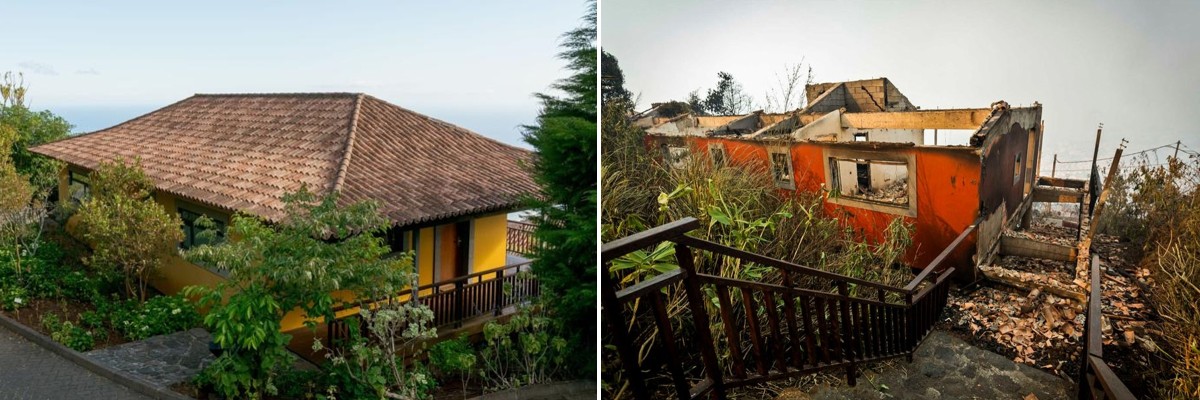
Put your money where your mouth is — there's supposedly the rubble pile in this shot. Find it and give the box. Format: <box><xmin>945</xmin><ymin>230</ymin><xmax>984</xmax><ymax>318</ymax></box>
<box><xmin>945</xmin><ymin>224</ymin><xmax>1155</xmax><ymax>379</ymax></box>
<box><xmin>947</xmin><ymin>288</ymin><xmax>1081</xmax><ymax>375</ymax></box>
<box><xmin>1004</xmin><ymin>223</ymin><xmax>1076</xmax><ymax>247</ymax></box>
<box><xmin>858</xmin><ymin>178</ymin><xmax>908</xmax><ymax>204</ymax></box>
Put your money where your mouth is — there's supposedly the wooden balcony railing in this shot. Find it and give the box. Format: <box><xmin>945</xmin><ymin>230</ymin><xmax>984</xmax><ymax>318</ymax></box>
<box><xmin>602</xmin><ymin>218</ymin><xmax>973</xmax><ymax>400</ymax></box>
<box><xmin>328</xmin><ymin>261</ymin><xmax>538</xmax><ymax>346</ymax></box>
<box><xmin>1078</xmin><ymin>254</ymin><xmax>1136</xmax><ymax>400</ymax></box>
<box><xmin>507</xmin><ymin>220</ymin><xmax>538</xmax><ymax>256</ymax></box>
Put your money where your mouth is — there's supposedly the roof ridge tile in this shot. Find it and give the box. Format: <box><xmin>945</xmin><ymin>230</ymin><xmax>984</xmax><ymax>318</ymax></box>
<box><xmin>331</xmin><ymin>93</ymin><xmax>364</xmax><ymax>194</ymax></box>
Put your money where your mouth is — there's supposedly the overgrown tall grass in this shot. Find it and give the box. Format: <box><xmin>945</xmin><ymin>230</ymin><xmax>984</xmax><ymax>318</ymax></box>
<box><xmin>1095</xmin><ymin>155</ymin><xmax>1200</xmax><ymax>398</ymax></box>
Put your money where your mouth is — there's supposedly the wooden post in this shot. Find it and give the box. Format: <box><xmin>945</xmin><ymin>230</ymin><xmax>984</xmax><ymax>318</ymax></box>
<box><xmin>837</xmin><ymin>281</ymin><xmax>857</xmax><ymax>386</ymax></box>
<box><xmin>905</xmin><ymin>291</ymin><xmax>916</xmax><ymax>363</ymax></box>
<box><xmin>454</xmin><ymin>280</ymin><xmax>464</xmax><ymax>328</ymax></box>
<box><xmin>1051</xmin><ymin>154</ymin><xmax>1057</xmax><ymax>177</ymax></box>
<box><xmin>493</xmin><ymin>270</ymin><xmax>504</xmax><ymax>316</ymax></box>
<box><xmin>675</xmin><ymin>244</ymin><xmax>727</xmax><ymax>399</ymax></box>
<box><xmin>600</xmin><ymin>261</ymin><xmax>648</xmax><ymax>399</ymax></box>
<box><xmin>1087</xmin><ymin>147</ymin><xmax>1125</xmax><ymax>244</ymax></box>
<box><xmin>1175</xmin><ymin>140</ymin><xmax>1181</xmax><ymax>160</ymax></box>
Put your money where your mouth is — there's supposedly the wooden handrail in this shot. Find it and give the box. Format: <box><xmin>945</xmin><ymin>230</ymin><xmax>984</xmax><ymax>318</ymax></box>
<box><xmin>331</xmin><ymin>260</ymin><xmax>533</xmax><ymax>313</ymax></box>
<box><xmin>600</xmin><ymin>218</ymin><xmax>700</xmax><ymax>263</ymax></box>
<box><xmin>1086</xmin><ymin>254</ymin><xmax>1104</xmax><ymax>357</ymax></box>
<box><xmin>603</xmin><ymin>218</ymin><xmax>963</xmax><ymax>399</ymax></box>
<box><xmin>695</xmin><ymin>273</ymin><xmax>907</xmax><ymax>309</ymax></box>
<box><xmin>614</xmin><ymin>268</ymin><xmax>684</xmax><ymax>300</ymax></box>
<box><xmin>507</xmin><ymin>220</ymin><xmax>538</xmax><ymax>255</ymax></box>
<box><xmin>903</xmin><ymin>221</ymin><xmax>978</xmax><ymax>293</ymax></box>
<box><xmin>1079</xmin><ymin>254</ymin><xmax>1137</xmax><ymax>400</ymax></box>
<box><xmin>676</xmin><ymin>235</ymin><xmax>911</xmax><ymax>296</ymax></box>
<box><xmin>1087</xmin><ymin>356</ymin><xmax>1136</xmax><ymax>399</ymax></box>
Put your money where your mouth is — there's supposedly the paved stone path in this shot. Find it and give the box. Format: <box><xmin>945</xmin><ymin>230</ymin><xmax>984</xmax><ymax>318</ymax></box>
<box><xmin>778</xmin><ymin>331</ymin><xmax>1073</xmax><ymax>400</ymax></box>
<box><xmin>86</xmin><ymin>328</ymin><xmax>214</xmax><ymax>389</ymax></box>
<box><xmin>0</xmin><ymin>324</ymin><xmax>151</xmax><ymax>400</ymax></box>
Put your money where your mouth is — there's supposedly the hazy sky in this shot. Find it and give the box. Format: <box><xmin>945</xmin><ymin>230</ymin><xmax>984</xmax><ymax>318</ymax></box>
<box><xmin>2</xmin><ymin>1</ymin><xmax>590</xmax><ymax>148</ymax></box>
<box><xmin>602</xmin><ymin>0</ymin><xmax>1200</xmax><ymax>177</ymax></box>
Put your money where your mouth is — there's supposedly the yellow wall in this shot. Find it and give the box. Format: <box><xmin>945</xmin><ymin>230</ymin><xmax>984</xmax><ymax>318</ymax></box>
<box><xmin>53</xmin><ymin>166</ymin><xmax>516</xmax><ymax>334</ymax></box>
<box><xmin>472</xmin><ymin>213</ymin><xmax>509</xmax><ymax>278</ymax></box>
<box><xmin>417</xmin><ymin>227</ymin><xmax>435</xmax><ymax>286</ymax></box>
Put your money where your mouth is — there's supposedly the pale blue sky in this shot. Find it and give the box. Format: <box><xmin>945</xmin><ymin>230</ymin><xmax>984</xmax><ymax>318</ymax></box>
<box><xmin>602</xmin><ymin>0</ymin><xmax>1200</xmax><ymax>177</ymax></box>
<box><xmin>2</xmin><ymin>1</ymin><xmax>589</xmax><ymax>148</ymax></box>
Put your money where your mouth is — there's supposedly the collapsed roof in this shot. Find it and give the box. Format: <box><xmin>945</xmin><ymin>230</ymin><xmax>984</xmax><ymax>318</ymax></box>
<box><xmin>643</xmin><ymin>77</ymin><xmax>1040</xmax><ymax>149</ymax></box>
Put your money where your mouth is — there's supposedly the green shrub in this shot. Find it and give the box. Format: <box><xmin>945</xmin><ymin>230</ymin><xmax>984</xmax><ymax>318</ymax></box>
<box><xmin>321</xmin><ymin>325</ymin><xmax>392</xmax><ymax>400</ymax></box>
<box><xmin>480</xmin><ymin>306</ymin><xmax>567</xmax><ymax>391</ymax></box>
<box><xmin>41</xmin><ymin>313</ymin><xmax>95</xmax><ymax>352</ymax></box>
<box><xmin>79</xmin><ymin>310</ymin><xmax>105</xmax><ymax>329</ymax></box>
<box><xmin>182</xmin><ymin>188</ymin><xmax>414</xmax><ymax>399</ymax></box>
<box><xmin>274</xmin><ymin>369</ymin><xmax>324</xmax><ymax>400</ymax></box>
<box><xmin>39</xmin><ymin>312</ymin><xmax>60</xmax><ymax>331</ymax></box>
<box><xmin>15</xmin><ymin>258</ymin><xmax>65</xmax><ymax>299</ymax></box>
<box><xmin>429</xmin><ymin>336</ymin><xmax>476</xmax><ymax>377</ymax></box>
<box><xmin>0</xmin><ymin>285</ymin><xmax>26</xmax><ymax>310</ymax></box>
<box><xmin>58</xmin><ymin>271</ymin><xmax>98</xmax><ymax>301</ymax></box>
<box><xmin>111</xmin><ymin>294</ymin><xmax>200</xmax><ymax>341</ymax></box>
<box><xmin>56</xmin><ymin>323</ymin><xmax>96</xmax><ymax>352</ymax></box>
<box><xmin>430</xmin><ymin>335</ymin><xmax>477</xmax><ymax>397</ymax></box>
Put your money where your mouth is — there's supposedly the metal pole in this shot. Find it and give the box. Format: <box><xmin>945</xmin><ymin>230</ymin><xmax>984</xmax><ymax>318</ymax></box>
<box><xmin>1175</xmin><ymin>140</ymin><xmax>1181</xmax><ymax>159</ymax></box>
<box><xmin>1051</xmin><ymin>154</ymin><xmax>1057</xmax><ymax>177</ymax></box>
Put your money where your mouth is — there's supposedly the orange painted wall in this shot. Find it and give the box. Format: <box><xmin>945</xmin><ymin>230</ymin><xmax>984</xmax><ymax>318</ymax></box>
<box><xmin>678</xmin><ymin>136</ymin><xmax>980</xmax><ymax>270</ymax></box>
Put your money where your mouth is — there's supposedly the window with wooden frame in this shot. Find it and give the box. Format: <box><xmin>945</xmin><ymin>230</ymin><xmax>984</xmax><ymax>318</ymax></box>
<box><xmin>68</xmin><ymin>170</ymin><xmax>90</xmax><ymax>204</ymax></box>
<box><xmin>823</xmin><ymin>148</ymin><xmax>917</xmax><ymax>217</ymax></box>
<box><xmin>178</xmin><ymin>205</ymin><xmax>227</xmax><ymax>249</ymax></box>
<box><xmin>708</xmin><ymin>143</ymin><xmax>727</xmax><ymax>167</ymax></box>
<box><xmin>768</xmin><ymin>149</ymin><xmax>795</xmax><ymax>189</ymax></box>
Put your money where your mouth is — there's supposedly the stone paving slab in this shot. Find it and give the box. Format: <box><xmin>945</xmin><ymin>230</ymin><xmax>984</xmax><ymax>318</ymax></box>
<box><xmin>85</xmin><ymin>328</ymin><xmax>214</xmax><ymax>389</ymax></box>
<box><xmin>780</xmin><ymin>331</ymin><xmax>1072</xmax><ymax>400</ymax></box>
<box><xmin>0</xmin><ymin>323</ymin><xmax>151</xmax><ymax>400</ymax></box>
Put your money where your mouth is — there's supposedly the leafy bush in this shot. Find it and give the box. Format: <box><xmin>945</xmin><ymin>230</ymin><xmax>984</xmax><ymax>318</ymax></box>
<box><xmin>320</xmin><ymin>322</ymin><xmax>393</xmax><ymax>400</ymax></box>
<box><xmin>41</xmin><ymin>313</ymin><xmax>96</xmax><ymax>352</ymax></box>
<box><xmin>39</xmin><ymin>312</ymin><xmax>60</xmax><ymax>331</ymax></box>
<box><xmin>75</xmin><ymin>157</ymin><xmax>182</xmax><ymax>302</ymax></box>
<box><xmin>0</xmin><ymin>241</ymin><xmax>117</xmax><ymax>303</ymax></box>
<box><xmin>429</xmin><ymin>335</ymin><xmax>477</xmax><ymax>397</ymax></box>
<box><xmin>0</xmin><ymin>285</ymin><xmax>26</xmax><ymax>310</ymax></box>
<box><xmin>183</xmin><ymin>188</ymin><xmax>419</xmax><ymax>399</ymax></box>
<box><xmin>79</xmin><ymin>310</ymin><xmax>105</xmax><ymax>330</ymax></box>
<box><xmin>110</xmin><ymin>294</ymin><xmax>200</xmax><ymax>341</ymax></box>
<box><xmin>190</xmin><ymin>283</ymin><xmax>293</xmax><ymax>399</ymax></box>
<box><xmin>429</xmin><ymin>335</ymin><xmax>477</xmax><ymax>377</ymax></box>
<box><xmin>480</xmin><ymin>306</ymin><xmax>567</xmax><ymax>391</ymax></box>
<box><xmin>274</xmin><ymin>369</ymin><xmax>325</xmax><ymax>400</ymax></box>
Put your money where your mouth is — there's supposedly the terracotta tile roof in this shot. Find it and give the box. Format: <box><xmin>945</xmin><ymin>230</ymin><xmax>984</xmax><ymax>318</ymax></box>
<box><xmin>31</xmin><ymin>93</ymin><xmax>537</xmax><ymax>226</ymax></box>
